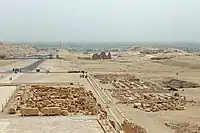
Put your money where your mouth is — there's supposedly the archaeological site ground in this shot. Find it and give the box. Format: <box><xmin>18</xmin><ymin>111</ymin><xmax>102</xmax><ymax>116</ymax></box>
<box><xmin>1</xmin><ymin>46</ymin><xmax>200</xmax><ymax>133</ymax></box>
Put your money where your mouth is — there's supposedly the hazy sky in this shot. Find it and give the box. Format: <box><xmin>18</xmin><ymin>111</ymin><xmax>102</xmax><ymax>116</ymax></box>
<box><xmin>0</xmin><ymin>0</ymin><xmax>199</xmax><ymax>43</ymax></box>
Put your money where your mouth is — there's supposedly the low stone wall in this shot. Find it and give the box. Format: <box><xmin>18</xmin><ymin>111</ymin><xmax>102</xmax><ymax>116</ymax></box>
<box><xmin>41</xmin><ymin>107</ymin><xmax>61</xmax><ymax>116</ymax></box>
<box><xmin>20</xmin><ymin>108</ymin><xmax>39</xmax><ymax>116</ymax></box>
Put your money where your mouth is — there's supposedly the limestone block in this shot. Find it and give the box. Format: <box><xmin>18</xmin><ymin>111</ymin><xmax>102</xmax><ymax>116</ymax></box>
<box><xmin>42</xmin><ymin>107</ymin><xmax>61</xmax><ymax>116</ymax></box>
<box><xmin>60</xmin><ymin>110</ymin><xmax>68</xmax><ymax>116</ymax></box>
<box><xmin>9</xmin><ymin>105</ymin><xmax>17</xmax><ymax>114</ymax></box>
<box><xmin>20</xmin><ymin>108</ymin><xmax>39</xmax><ymax>116</ymax></box>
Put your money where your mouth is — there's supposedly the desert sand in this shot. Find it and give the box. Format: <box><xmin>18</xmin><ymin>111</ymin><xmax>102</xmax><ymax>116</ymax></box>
<box><xmin>0</xmin><ymin>46</ymin><xmax>200</xmax><ymax>133</ymax></box>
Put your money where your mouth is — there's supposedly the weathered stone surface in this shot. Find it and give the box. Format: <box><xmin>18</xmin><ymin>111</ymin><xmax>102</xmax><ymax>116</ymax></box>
<box><xmin>100</xmin><ymin>52</ymin><xmax>106</xmax><ymax>59</ymax></box>
<box><xmin>60</xmin><ymin>110</ymin><xmax>68</xmax><ymax>116</ymax></box>
<box><xmin>162</xmin><ymin>77</ymin><xmax>200</xmax><ymax>88</ymax></box>
<box><xmin>9</xmin><ymin>106</ymin><xmax>17</xmax><ymax>114</ymax></box>
<box><xmin>92</xmin><ymin>53</ymin><xmax>101</xmax><ymax>60</ymax></box>
<box><xmin>107</xmin><ymin>52</ymin><xmax>111</xmax><ymax>59</ymax></box>
<box><xmin>122</xmin><ymin>120</ymin><xmax>147</xmax><ymax>133</ymax></box>
<box><xmin>94</xmin><ymin>74</ymin><xmax>190</xmax><ymax>112</ymax></box>
<box><xmin>20</xmin><ymin>108</ymin><xmax>39</xmax><ymax>116</ymax></box>
<box><xmin>92</xmin><ymin>52</ymin><xmax>111</xmax><ymax>60</ymax></box>
<box><xmin>165</xmin><ymin>122</ymin><xmax>200</xmax><ymax>133</ymax></box>
<box><xmin>42</xmin><ymin>107</ymin><xmax>61</xmax><ymax>116</ymax></box>
<box><xmin>19</xmin><ymin>85</ymin><xmax>105</xmax><ymax>117</ymax></box>
<box><xmin>8</xmin><ymin>89</ymin><xmax>26</xmax><ymax>114</ymax></box>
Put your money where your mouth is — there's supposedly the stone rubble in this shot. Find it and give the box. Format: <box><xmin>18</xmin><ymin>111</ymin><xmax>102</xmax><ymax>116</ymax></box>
<box><xmin>16</xmin><ymin>85</ymin><xmax>107</xmax><ymax>117</ymax></box>
<box><xmin>165</xmin><ymin>122</ymin><xmax>200</xmax><ymax>133</ymax></box>
<box><xmin>93</xmin><ymin>74</ymin><xmax>191</xmax><ymax>112</ymax></box>
<box><xmin>8</xmin><ymin>88</ymin><xmax>25</xmax><ymax>114</ymax></box>
<box><xmin>122</xmin><ymin>120</ymin><xmax>147</xmax><ymax>133</ymax></box>
<box><xmin>162</xmin><ymin>77</ymin><xmax>200</xmax><ymax>89</ymax></box>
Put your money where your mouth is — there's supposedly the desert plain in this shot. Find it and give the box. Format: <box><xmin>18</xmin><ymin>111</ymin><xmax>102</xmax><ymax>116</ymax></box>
<box><xmin>0</xmin><ymin>44</ymin><xmax>200</xmax><ymax>133</ymax></box>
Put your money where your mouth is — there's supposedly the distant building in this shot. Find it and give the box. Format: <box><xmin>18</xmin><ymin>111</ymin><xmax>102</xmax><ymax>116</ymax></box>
<box><xmin>92</xmin><ymin>52</ymin><xmax>111</xmax><ymax>60</ymax></box>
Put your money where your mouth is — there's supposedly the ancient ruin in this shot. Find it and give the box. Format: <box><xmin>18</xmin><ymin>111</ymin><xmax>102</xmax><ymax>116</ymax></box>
<box><xmin>93</xmin><ymin>74</ymin><xmax>193</xmax><ymax>112</ymax></box>
<box><xmin>9</xmin><ymin>85</ymin><xmax>107</xmax><ymax>117</ymax></box>
<box><xmin>162</xmin><ymin>77</ymin><xmax>200</xmax><ymax>89</ymax></box>
<box><xmin>165</xmin><ymin>122</ymin><xmax>200</xmax><ymax>133</ymax></box>
<box><xmin>9</xmin><ymin>87</ymin><xmax>26</xmax><ymax>114</ymax></box>
<box><xmin>92</xmin><ymin>51</ymin><xmax>111</xmax><ymax>60</ymax></box>
<box><xmin>92</xmin><ymin>53</ymin><xmax>101</xmax><ymax>60</ymax></box>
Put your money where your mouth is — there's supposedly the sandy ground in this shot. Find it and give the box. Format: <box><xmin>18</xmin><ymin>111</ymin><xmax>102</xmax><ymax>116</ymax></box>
<box><xmin>0</xmin><ymin>59</ymin><xmax>36</xmax><ymax>113</ymax></box>
<box><xmin>0</xmin><ymin>59</ymin><xmax>38</xmax><ymax>72</ymax></box>
<box><xmin>37</xmin><ymin>59</ymin><xmax>77</xmax><ymax>72</ymax></box>
<box><xmin>0</xmin><ymin>73</ymin><xmax>23</xmax><ymax>112</ymax></box>
<box><xmin>0</xmin><ymin>116</ymin><xmax>104</xmax><ymax>133</ymax></box>
<box><xmin>0</xmin><ymin>60</ymin><xmax>17</xmax><ymax>67</ymax></box>
<box><xmin>13</xmin><ymin>73</ymin><xmax>84</xmax><ymax>84</ymax></box>
<box><xmin>1</xmin><ymin>49</ymin><xmax>200</xmax><ymax>133</ymax></box>
<box><xmin>0</xmin><ymin>58</ymin><xmax>108</xmax><ymax>133</ymax></box>
<box><xmin>57</xmin><ymin>50</ymin><xmax>200</xmax><ymax>133</ymax></box>
<box><xmin>0</xmin><ymin>86</ymin><xmax>15</xmax><ymax>112</ymax></box>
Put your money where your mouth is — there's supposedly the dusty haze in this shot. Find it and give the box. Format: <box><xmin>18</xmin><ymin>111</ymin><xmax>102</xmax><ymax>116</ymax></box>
<box><xmin>0</xmin><ymin>0</ymin><xmax>199</xmax><ymax>42</ymax></box>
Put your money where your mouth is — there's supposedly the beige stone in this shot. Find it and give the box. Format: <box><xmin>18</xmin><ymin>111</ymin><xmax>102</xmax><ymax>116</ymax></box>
<box><xmin>60</xmin><ymin>110</ymin><xmax>68</xmax><ymax>116</ymax></box>
<box><xmin>42</xmin><ymin>107</ymin><xmax>61</xmax><ymax>116</ymax></box>
<box><xmin>9</xmin><ymin>107</ymin><xmax>17</xmax><ymax>114</ymax></box>
<box><xmin>20</xmin><ymin>108</ymin><xmax>39</xmax><ymax>116</ymax></box>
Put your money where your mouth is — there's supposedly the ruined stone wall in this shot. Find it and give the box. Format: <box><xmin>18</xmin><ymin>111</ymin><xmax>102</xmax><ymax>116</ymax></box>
<box><xmin>16</xmin><ymin>85</ymin><xmax>107</xmax><ymax>117</ymax></box>
<box><xmin>92</xmin><ymin>53</ymin><xmax>101</xmax><ymax>60</ymax></box>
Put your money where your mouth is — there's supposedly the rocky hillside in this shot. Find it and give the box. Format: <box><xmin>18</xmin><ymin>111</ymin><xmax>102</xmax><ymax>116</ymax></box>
<box><xmin>131</xmin><ymin>46</ymin><xmax>187</xmax><ymax>54</ymax></box>
<box><xmin>0</xmin><ymin>43</ymin><xmax>39</xmax><ymax>58</ymax></box>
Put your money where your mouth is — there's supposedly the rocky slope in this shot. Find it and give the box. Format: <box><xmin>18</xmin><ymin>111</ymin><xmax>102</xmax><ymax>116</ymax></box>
<box><xmin>131</xmin><ymin>46</ymin><xmax>187</xmax><ymax>55</ymax></box>
<box><xmin>0</xmin><ymin>43</ymin><xmax>39</xmax><ymax>57</ymax></box>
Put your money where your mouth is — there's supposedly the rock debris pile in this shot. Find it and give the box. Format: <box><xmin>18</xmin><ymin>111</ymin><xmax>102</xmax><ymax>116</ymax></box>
<box><xmin>12</xmin><ymin>85</ymin><xmax>106</xmax><ymax>117</ymax></box>
<box><xmin>94</xmin><ymin>74</ymin><xmax>165</xmax><ymax>93</ymax></box>
<box><xmin>115</xmin><ymin>92</ymin><xmax>187</xmax><ymax>112</ymax></box>
<box><xmin>165</xmin><ymin>122</ymin><xmax>200</xmax><ymax>133</ymax></box>
<box><xmin>162</xmin><ymin>77</ymin><xmax>200</xmax><ymax>89</ymax></box>
<box><xmin>9</xmin><ymin>87</ymin><xmax>26</xmax><ymax>114</ymax></box>
<box><xmin>94</xmin><ymin>74</ymin><xmax>190</xmax><ymax>112</ymax></box>
<box><xmin>122</xmin><ymin>120</ymin><xmax>147</xmax><ymax>133</ymax></box>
